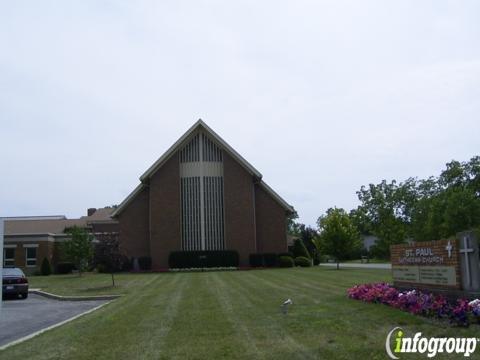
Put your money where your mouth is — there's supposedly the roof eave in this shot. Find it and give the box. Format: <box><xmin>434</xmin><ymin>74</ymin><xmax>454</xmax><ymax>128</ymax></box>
<box><xmin>111</xmin><ymin>184</ymin><xmax>145</xmax><ymax>218</ymax></box>
<box><xmin>139</xmin><ymin>119</ymin><xmax>263</xmax><ymax>182</ymax></box>
<box><xmin>259</xmin><ymin>181</ymin><xmax>294</xmax><ymax>213</ymax></box>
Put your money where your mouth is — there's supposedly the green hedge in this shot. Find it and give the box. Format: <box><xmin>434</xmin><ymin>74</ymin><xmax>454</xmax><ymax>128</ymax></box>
<box><xmin>279</xmin><ymin>256</ymin><xmax>294</xmax><ymax>267</ymax></box>
<box><xmin>295</xmin><ymin>256</ymin><xmax>312</xmax><ymax>267</ymax></box>
<box><xmin>249</xmin><ymin>253</ymin><xmax>278</xmax><ymax>267</ymax></box>
<box><xmin>56</xmin><ymin>262</ymin><xmax>75</xmax><ymax>274</ymax></box>
<box><xmin>169</xmin><ymin>251</ymin><xmax>239</xmax><ymax>268</ymax></box>
<box><xmin>41</xmin><ymin>258</ymin><xmax>52</xmax><ymax>276</ymax></box>
<box><xmin>138</xmin><ymin>256</ymin><xmax>152</xmax><ymax>270</ymax></box>
<box><xmin>249</xmin><ymin>254</ymin><xmax>263</xmax><ymax>267</ymax></box>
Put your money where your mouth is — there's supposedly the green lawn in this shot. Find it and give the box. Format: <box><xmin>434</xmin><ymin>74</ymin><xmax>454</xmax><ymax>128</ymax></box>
<box><xmin>344</xmin><ymin>258</ymin><xmax>390</xmax><ymax>264</ymax></box>
<box><xmin>4</xmin><ymin>268</ymin><xmax>480</xmax><ymax>359</ymax></box>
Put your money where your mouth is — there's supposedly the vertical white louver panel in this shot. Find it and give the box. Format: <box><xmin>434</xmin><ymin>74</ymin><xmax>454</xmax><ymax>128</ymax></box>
<box><xmin>179</xmin><ymin>131</ymin><xmax>225</xmax><ymax>251</ymax></box>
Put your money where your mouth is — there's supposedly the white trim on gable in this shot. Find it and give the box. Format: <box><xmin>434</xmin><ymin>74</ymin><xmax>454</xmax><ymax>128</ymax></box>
<box><xmin>140</xmin><ymin>120</ymin><xmax>262</xmax><ymax>181</ymax></box>
<box><xmin>112</xmin><ymin>120</ymin><xmax>293</xmax><ymax>217</ymax></box>
<box><xmin>111</xmin><ymin>184</ymin><xmax>144</xmax><ymax>218</ymax></box>
<box><xmin>258</xmin><ymin>181</ymin><xmax>294</xmax><ymax>212</ymax></box>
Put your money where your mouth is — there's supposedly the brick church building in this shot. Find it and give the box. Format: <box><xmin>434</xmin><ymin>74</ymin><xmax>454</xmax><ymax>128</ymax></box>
<box><xmin>112</xmin><ymin>120</ymin><xmax>293</xmax><ymax>269</ymax></box>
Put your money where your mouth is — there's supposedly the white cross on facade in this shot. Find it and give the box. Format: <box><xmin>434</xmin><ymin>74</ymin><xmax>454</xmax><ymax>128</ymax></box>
<box><xmin>445</xmin><ymin>241</ymin><xmax>453</xmax><ymax>258</ymax></box>
<box><xmin>460</xmin><ymin>236</ymin><xmax>475</xmax><ymax>288</ymax></box>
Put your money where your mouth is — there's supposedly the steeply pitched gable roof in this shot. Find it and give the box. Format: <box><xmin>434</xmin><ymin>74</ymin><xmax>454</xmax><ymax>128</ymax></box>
<box><xmin>140</xmin><ymin>119</ymin><xmax>262</xmax><ymax>181</ymax></box>
<box><xmin>112</xmin><ymin>120</ymin><xmax>293</xmax><ymax>217</ymax></box>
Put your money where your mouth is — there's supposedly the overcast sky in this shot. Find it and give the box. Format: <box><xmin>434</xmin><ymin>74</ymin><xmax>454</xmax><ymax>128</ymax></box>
<box><xmin>1</xmin><ymin>1</ymin><xmax>479</xmax><ymax>226</ymax></box>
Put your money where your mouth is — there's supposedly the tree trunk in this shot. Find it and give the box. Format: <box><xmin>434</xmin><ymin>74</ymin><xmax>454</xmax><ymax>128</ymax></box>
<box><xmin>336</xmin><ymin>261</ymin><xmax>340</xmax><ymax>270</ymax></box>
<box><xmin>111</xmin><ymin>272</ymin><xmax>115</xmax><ymax>287</ymax></box>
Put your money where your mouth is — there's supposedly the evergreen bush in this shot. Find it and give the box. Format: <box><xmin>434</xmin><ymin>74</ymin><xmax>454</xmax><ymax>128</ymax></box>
<box><xmin>294</xmin><ymin>256</ymin><xmax>312</xmax><ymax>267</ymax></box>
<box><xmin>279</xmin><ymin>256</ymin><xmax>294</xmax><ymax>268</ymax></box>
<box><xmin>40</xmin><ymin>257</ymin><xmax>52</xmax><ymax>276</ymax></box>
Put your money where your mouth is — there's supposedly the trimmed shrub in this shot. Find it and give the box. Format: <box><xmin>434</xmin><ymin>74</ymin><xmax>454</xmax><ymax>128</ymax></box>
<box><xmin>294</xmin><ymin>256</ymin><xmax>312</xmax><ymax>267</ymax></box>
<box><xmin>278</xmin><ymin>252</ymin><xmax>294</xmax><ymax>258</ymax></box>
<box><xmin>96</xmin><ymin>263</ymin><xmax>108</xmax><ymax>273</ymax></box>
<box><xmin>40</xmin><ymin>258</ymin><xmax>52</xmax><ymax>276</ymax></box>
<box><xmin>138</xmin><ymin>256</ymin><xmax>152</xmax><ymax>271</ymax></box>
<box><xmin>249</xmin><ymin>253</ymin><xmax>279</xmax><ymax>267</ymax></box>
<box><xmin>121</xmin><ymin>256</ymin><xmax>133</xmax><ymax>272</ymax></box>
<box><xmin>169</xmin><ymin>251</ymin><xmax>239</xmax><ymax>269</ymax></box>
<box><xmin>263</xmin><ymin>253</ymin><xmax>277</xmax><ymax>267</ymax></box>
<box><xmin>279</xmin><ymin>256</ymin><xmax>294</xmax><ymax>268</ymax></box>
<box><xmin>292</xmin><ymin>239</ymin><xmax>311</xmax><ymax>259</ymax></box>
<box><xmin>56</xmin><ymin>262</ymin><xmax>75</xmax><ymax>274</ymax></box>
<box><xmin>249</xmin><ymin>254</ymin><xmax>263</xmax><ymax>267</ymax></box>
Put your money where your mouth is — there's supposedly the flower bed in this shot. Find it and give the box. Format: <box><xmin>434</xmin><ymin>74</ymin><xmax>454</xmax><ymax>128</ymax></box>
<box><xmin>347</xmin><ymin>283</ymin><xmax>480</xmax><ymax>327</ymax></box>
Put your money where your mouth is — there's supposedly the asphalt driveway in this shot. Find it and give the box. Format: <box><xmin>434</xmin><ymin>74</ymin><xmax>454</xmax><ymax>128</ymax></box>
<box><xmin>0</xmin><ymin>294</ymin><xmax>108</xmax><ymax>348</ymax></box>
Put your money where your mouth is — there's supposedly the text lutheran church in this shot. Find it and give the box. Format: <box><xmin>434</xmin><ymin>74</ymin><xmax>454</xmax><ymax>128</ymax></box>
<box><xmin>112</xmin><ymin>120</ymin><xmax>294</xmax><ymax>269</ymax></box>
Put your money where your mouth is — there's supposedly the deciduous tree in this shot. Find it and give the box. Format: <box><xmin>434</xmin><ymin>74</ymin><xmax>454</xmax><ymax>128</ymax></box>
<box><xmin>317</xmin><ymin>208</ymin><xmax>361</xmax><ymax>269</ymax></box>
<box><xmin>63</xmin><ymin>226</ymin><xmax>94</xmax><ymax>276</ymax></box>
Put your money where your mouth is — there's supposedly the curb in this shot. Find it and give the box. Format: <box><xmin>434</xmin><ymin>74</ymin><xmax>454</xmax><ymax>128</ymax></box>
<box><xmin>29</xmin><ymin>289</ymin><xmax>121</xmax><ymax>301</ymax></box>
<box><xmin>0</xmin><ymin>301</ymin><xmax>111</xmax><ymax>351</ymax></box>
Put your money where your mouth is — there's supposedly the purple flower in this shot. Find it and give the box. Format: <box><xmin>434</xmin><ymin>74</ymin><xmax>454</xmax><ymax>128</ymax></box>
<box><xmin>347</xmin><ymin>283</ymin><xmax>478</xmax><ymax>327</ymax></box>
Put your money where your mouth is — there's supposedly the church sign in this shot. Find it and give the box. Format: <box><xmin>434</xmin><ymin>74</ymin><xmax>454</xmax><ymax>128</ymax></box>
<box><xmin>391</xmin><ymin>239</ymin><xmax>462</xmax><ymax>290</ymax></box>
<box><xmin>391</xmin><ymin>232</ymin><xmax>480</xmax><ymax>293</ymax></box>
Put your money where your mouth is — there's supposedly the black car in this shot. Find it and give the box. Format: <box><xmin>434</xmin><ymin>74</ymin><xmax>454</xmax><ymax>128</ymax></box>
<box><xmin>2</xmin><ymin>267</ymin><xmax>29</xmax><ymax>299</ymax></box>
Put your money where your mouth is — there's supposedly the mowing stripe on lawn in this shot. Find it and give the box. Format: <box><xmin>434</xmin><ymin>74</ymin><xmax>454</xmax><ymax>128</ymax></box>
<box><xmin>140</xmin><ymin>274</ymin><xmax>188</xmax><ymax>357</ymax></box>
<box><xmin>231</xmin><ymin>270</ymin><xmax>384</xmax><ymax>357</ymax></box>
<box><xmin>208</xmin><ymin>273</ymin><xmax>264</xmax><ymax>359</ymax></box>
<box><xmin>216</xmin><ymin>272</ymin><xmax>317</xmax><ymax>359</ymax></box>
<box><xmin>160</xmin><ymin>272</ymin><xmax>249</xmax><ymax>359</ymax></box>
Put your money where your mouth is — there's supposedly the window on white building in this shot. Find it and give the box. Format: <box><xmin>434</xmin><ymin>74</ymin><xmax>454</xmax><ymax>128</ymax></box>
<box><xmin>3</xmin><ymin>248</ymin><xmax>15</xmax><ymax>267</ymax></box>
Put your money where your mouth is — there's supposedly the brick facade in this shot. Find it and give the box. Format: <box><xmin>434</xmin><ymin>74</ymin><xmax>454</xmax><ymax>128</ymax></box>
<box><xmin>149</xmin><ymin>153</ymin><xmax>181</xmax><ymax>269</ymax></box>
<box><xmin>3</xmin><ymin>239</ymin><xmax>54</xmax><ymax>275</ymax></box>
<box><xmin>254</xmin><ymin>184</ymin><xmax>287</xmax><ymax>254</ymax></box>
<box><xmin>223</xmin><ymin>151</ymin><xmax>257</xmax><ymax>266</ymax></box>
<box><xmin>115</xmin><ymin>122</ymin><xmax>291</xmax><ymax>269</ymax></box>
<box><xmin>118</xmin><ymin>187</ymin><xmax>150</xmax><ymax>258</ymax></box>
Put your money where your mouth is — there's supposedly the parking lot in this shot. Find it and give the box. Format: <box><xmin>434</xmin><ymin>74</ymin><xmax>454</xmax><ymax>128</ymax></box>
<box><xmin>0</xmin><ymin>294</ymin><xmax>108</xmax><ymax>348</ymax></box>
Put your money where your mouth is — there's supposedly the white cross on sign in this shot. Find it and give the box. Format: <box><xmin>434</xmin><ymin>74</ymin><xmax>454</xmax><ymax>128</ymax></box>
<box><xmin>445</xmin><ymin>241</ymin><xmax>453</xmax><ymax>258</ymax></box>
<box><xmin>460</xmin><ymin>236</ymin><xmax>475</xmax><ymax>288</ymax></box>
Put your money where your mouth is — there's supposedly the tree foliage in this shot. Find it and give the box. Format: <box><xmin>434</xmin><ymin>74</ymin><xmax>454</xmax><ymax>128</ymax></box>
<box><xmin>317</xmin><ymin>208</ymin><xmax>361</xmax><ymax>269</ymax></box>
<box><xmin>352</xmin><ymin>156</ymin><xmax>480</xmax><ymax>258</ymax></box>
<box><xmin>292</xmin><ymin>238</ymin><xmax>311</xmax><ymax>259</ymax></box>
<box><xmin>94</xmin><ymin>233</ymin><xmax>125</xmax><ymax>286</ymax></box>
<box><xmin>287</xmin><ymin>209</ymin><xmax>299</xmax><ymax>235</ymax></box>
<box><xmin>40</xmin><ymin>257</ymin><xmax>52</xmax><ymax>276</ymax></box>
<box><xmin>63</xmin><ymin>226</ymin><xmax>94</xmax><ymax>275</ymax></box>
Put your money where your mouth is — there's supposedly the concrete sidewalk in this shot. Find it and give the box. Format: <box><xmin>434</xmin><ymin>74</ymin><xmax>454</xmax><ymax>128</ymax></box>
<box><xmin>320</xmin><ymin>262</ymin><xmax>391</xmax><ymax>269</ymax></box>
